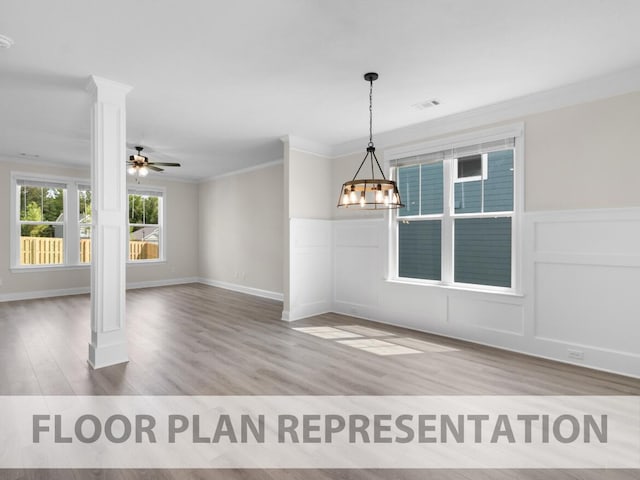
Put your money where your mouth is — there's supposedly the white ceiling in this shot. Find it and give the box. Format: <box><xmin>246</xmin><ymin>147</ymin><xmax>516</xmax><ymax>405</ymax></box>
<box><xmin>1</xmin><ymin>0</ymin><xmax>640</xmax><ymax>180</ymax></box>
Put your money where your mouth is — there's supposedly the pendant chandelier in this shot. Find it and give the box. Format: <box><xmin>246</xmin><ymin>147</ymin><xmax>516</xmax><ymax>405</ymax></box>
<box><xmin>337</xmin><ymin>72</ymin><xmax>404</xmax><ymax>210</ymax></box>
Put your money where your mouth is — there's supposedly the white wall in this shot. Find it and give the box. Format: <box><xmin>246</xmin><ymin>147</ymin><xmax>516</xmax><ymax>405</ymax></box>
<box><xmin>332</xmin><ymin>211</ymin><xmax>640</xmax><ymax>378</ymax></box>
<box><xmin>525</xmin><ymin>91</ymin><xmax>640</xmax><ymax>210</ymax></box>
<box><xmin>284</xmin><ymin>146</ymin><xmax>334</xmax><ymax>320</ymax></box>
<box><xmin>198</xmin><ymin>162</ymin><xmax>284</xmax><ymax>299</ymax></box>
<box><xmin>0</xmin><ymin>158</ymin><xmax>199</xmax><ymax>300</ymax></box>
<box><xmin>288</xmin><ymin>148</ymin><xmax>334</xmax><ymax>220</ymax></box>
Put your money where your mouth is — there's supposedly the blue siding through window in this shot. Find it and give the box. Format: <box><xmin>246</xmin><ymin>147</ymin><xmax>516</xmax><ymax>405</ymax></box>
<box><xmin>420</xmin><ymin>162</ymin><xmax>443</xmax><ymax>215</ymax></box>
<box><xmin>399</xmin><ymin>221</ymin><xmax>442</xmax><ymax>281</ymax></box>
<box><xmin>454</xmin><ymin>181</ymin><xmax>481</xmax><ymax>213</ymax></box>
<box><xmin>454</xmin><ymin>217</ymin><xmax>512</xmax><ymax>287</ymax></box>
<box><xmin>398</xmin><ymin>165</ymin><xmax>419</xmax><ymax>216</ymax></box>
<box><xmin>484</xmin><ymin>150</ymin><xmax>513</xmax><ymax>212</ymax></box>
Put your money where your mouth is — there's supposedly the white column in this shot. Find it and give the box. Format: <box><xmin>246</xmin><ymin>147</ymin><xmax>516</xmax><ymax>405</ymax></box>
<box><xmin>86</xmin><ymin>76</ymin><xmax>132</xmax><ymax>369</ymax></box>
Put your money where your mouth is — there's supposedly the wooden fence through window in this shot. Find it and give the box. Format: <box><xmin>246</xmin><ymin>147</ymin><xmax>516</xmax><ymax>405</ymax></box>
<box><xmin>20</xmin><ymin>237</ymin><xmax>158</xmax><ymax>265</ymax></box>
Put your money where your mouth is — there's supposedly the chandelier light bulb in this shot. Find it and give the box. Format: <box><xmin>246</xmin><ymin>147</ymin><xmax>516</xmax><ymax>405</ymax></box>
<box><xmin>127</xmin><ymin>166</ymin><xmax>136</xmax><ymax>175</ymax></box>
<box><xmin>139</xmin><ymin>166</ymin><xmax>149</xmax><ymax>177</ymax></box>
<box><xmin>375</xmin><ymin>186</ymin><xmax>384</xmax><ymax>203</ymax></box>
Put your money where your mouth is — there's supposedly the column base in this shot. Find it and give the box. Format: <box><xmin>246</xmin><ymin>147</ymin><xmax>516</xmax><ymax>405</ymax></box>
<box><xmin>88</xmin><ymin>341</ymin><xmax>128</xmax><ymax>369</ymax></box>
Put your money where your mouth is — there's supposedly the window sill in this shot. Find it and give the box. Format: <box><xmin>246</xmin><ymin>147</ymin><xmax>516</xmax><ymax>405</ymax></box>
<box><xmin>11</xmin><ymin>264</ymin><xmax>90</xmax><ymax>273</ymax></box>
<box><xmin>385</xmin><ymin>277</ymin><xmax>524</xmax><ymax>299</ymax></box>
<box><xmin>127</xmin><ymin>259</ymin><xmax>167</xmax><ymax>266</ymax></box>
<box><xmin>11</xmin><ymin>260</ymin><xmax>167</xmax><ymax>272</ymax></box>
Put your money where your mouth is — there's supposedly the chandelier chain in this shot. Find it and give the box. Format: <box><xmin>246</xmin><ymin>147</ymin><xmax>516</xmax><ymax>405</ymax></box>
<box><xmin>368</xmin><ymin>79</ymin><xmax>373</xmax><ymax>147</ymax></box>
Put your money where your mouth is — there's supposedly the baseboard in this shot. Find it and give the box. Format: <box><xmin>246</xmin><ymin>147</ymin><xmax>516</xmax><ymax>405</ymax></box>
<box><xmin>197</xmin><ymin>277</ymin><xmax>284</xmax><ymax>302</ymax></box>
<box><xmin>0</xmin><ymin>286</ymin><xmax>91</xmax><ymax>302</ymax></box>
<box><xmin>285</xmin><ymin>302</ymin><xmax>333</xmax><ymax>322</ymax></box>
<box><xmin>126</xmin><ymin>277</ymin><xmax>199</xmax><ymax>290</ymax></box>
<box><xmin>332</xmin><ymin>302</ymin><xmax>640</xmax><ymax>380</ymax></box>
<box><xmin>0</xmin><ymin>277</ymin><xmax>200</xmax><ymax>302</ymax></box>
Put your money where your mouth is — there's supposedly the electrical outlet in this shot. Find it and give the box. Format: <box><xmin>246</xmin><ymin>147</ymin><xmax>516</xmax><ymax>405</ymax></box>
<box><xmin>568</xmin><ymin>349</ymin><xmax>584</xmax><ymax>361</ymax></box>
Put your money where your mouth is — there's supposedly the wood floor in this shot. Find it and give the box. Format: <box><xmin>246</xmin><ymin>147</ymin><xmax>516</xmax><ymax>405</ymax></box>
<box><xmin>1</xmin><ymin>283</ymin><xmax>638</xmax><ymax>479</ymax></box>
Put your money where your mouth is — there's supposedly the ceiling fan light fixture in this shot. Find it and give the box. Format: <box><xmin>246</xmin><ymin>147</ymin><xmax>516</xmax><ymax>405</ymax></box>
<box><xmin>126</xmin><ymin>145</ymin><xmax>181</xmax><ymax>178</ymax></box>
<box><xmin>337</xmin><ymin>72</ymin><xmax>404</xmax><ymax>210</ymax></box>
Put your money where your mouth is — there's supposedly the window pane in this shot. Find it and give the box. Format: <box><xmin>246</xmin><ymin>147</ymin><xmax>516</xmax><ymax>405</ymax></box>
<box><xmin>20</xmin><ymin>225</ymin><xmax>64</xmax><ymax>265</ymax></box>
<box><xmin>483</xmin><ymin>149</ymin><xmax>514</xmax><ymax>212</ymax></box>
<box><xmin>79</xmin><ymin>189</ymin><xmax>92</xmax><ymax>223</ymax></box>
<box><xmin>19</xmin><ymin>186</ymin><xmax>64</xmax><ymax>222</ymax></box>
<box><xmin>398</xmin><ymin>221</ymin><xmax>441</xmax><ymax>281</ymax></box>
<box><xmin>129</xmin><ymin>226</ymin><xmax>159</xmax><ymax>260</ymax></box>
<box><xmin>129</xmin><ymin>194</ymin><xmax>159</xmax><ymax>225</ymax></box>
<box><xmin>80</xmin><ymin>226</ymin><xmax>91</xmax><ymax>264</ymax></box>
<box><xmin>454</xmin><ymin>217</ymin><xmax>511</xmax><ymax>287</ymax></box>
<box><xmin>397</xmin><ymin>165</ymin><xmax>419</xmax><ymax>216</ymax></box>
<box><xmin>420</xmin><ymin>162</ymin><xmax>443</xmax><ymax>214</ymax></box>
<box><xmin>457</xmin><ymin>154</ymin><xmax>482</xmax><ymax>179</ymax></box>
<box><xmin>454</xmin><ymin>180</ymin><xmax>481</xmax><ymax>213</ymax></box>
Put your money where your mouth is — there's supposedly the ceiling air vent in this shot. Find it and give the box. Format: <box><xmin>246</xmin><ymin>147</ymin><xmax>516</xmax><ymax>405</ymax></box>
<box><xmin>412</xmin><ymin>99</ymin><xmax>440</xmax><ymax>110</ymax></box>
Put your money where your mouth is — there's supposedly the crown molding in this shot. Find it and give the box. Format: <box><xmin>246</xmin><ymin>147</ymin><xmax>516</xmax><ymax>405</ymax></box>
<box><xmin>332</xmin><ymin>65</ymin><xmax>640</xmax><ymax>158</ymax></box>
<box><xmin>283</xmin><ymin>135</ymin><xmax>334</xmax><ymax>158</ymax></box>
<box><xmin>0</xmin><ymin>154</ymin><xmax>87</xmax><ymax>171</ymax></box>
<box><xmin>198</xmin><ymin>158</ymin><xmax>284</xmax><ymax>183</ymax></box>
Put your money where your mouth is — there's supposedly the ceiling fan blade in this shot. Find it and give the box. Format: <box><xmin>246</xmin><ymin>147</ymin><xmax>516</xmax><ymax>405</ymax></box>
<box><xmin>147</xmin><ymin>165</ymin><xmax>164</xmax><ymax>172</ymax></box>
<box><xmin>149</xmin><ymin>162</ymin><xmax>181</xmax><ymax>167</ymax></box>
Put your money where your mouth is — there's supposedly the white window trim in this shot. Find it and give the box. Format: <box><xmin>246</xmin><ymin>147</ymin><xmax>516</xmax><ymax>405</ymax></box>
<box><xmin>10</xmin><ymin>172</ymin><xmax>89</xmax><ymax>271</ymax></box>
<box><xmin>384</xmin><ymin>122</ymin><xmax>524</xmax><ymax>295</ymax></box>
<box><xmin>126</xmin><ymin>185</ymin><xmax>167</xmax><ymax>263</ymax></box>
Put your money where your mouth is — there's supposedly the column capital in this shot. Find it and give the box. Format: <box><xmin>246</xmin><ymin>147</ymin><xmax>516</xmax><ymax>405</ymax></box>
<box><xmin>86</xmin><ymin>75</ymin><xmax>133</xmax><ymax>101</ymax></box>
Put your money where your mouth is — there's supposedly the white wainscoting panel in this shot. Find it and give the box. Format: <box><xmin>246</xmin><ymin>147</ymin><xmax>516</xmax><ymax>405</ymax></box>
<box><xmin>287</xmin><ymin>218</ymin><xmax>333</xmax><ymax>321</ymax></box>
<box><xmin>528</xmin><ymin>209</ymin><xmax>640</xmax><ymax>377</ymax></box>
<box><xmin>331</xmin><ymin>208</ymin><xmax>640</xmax><ymax>378</ymax></box>
<box><xmin>449</xmin><ymin>297</ymin><xmax>524</xmax><ymax>336</ymax></box>
<box><xmin>334</xmin><ymin>220</ymin><xmax>382</xmax><ymax>313</ymax></box>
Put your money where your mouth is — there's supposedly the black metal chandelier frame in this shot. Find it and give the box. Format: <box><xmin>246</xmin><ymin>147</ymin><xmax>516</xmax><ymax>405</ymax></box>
<box><xmin>337</xmin><ymin>72</ymin><xmax>404</xmax><ymax>209</ymax></box>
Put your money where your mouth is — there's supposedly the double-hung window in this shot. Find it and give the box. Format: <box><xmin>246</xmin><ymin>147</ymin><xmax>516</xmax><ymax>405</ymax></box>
<box><xmin>16</xmin><ymin>179</ymin><xmax>67</xmax><ymax>266</ymax></box>
<box><xmin>390</xmin><ymin>126</ymin><xmax>522</xmax><ymax>292</ymax></box>
<box><xmin>128</xmin><ymin>188</ymin><xmax>164</xmax><ymax>262</ymax></box>
<box><xmin>12</xmin><ymin>174</ymin><xmax>167</xmax><ymax>268</ymax></box>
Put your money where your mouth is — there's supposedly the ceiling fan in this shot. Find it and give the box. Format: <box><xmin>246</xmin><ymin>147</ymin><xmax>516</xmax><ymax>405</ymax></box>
<box><xmin>127</xmin><ymin>146</ymin><xmax>181</xmax><ymax>177</ymax></box>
